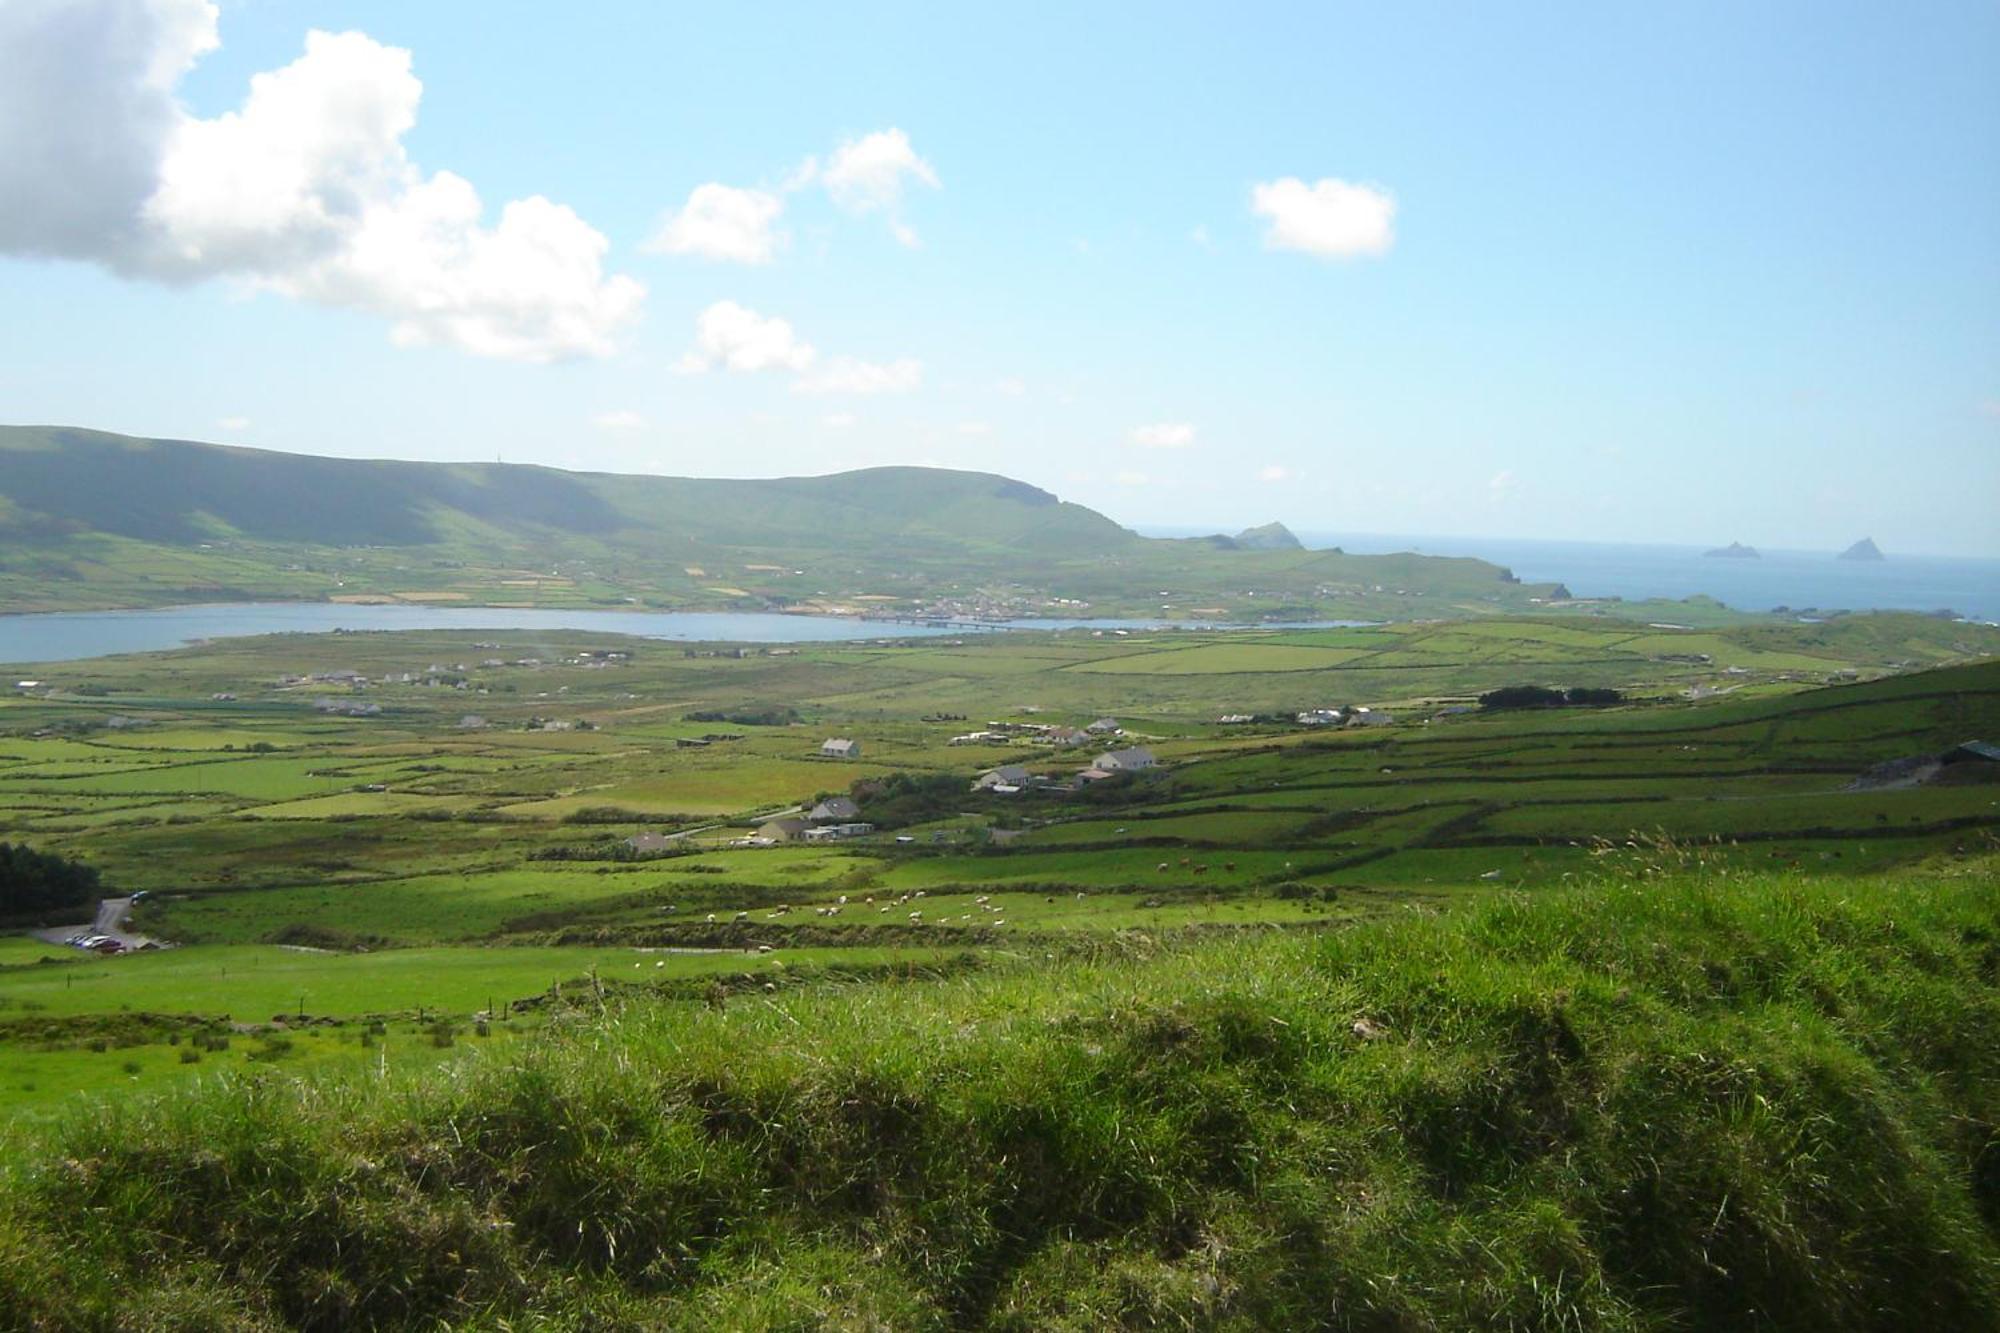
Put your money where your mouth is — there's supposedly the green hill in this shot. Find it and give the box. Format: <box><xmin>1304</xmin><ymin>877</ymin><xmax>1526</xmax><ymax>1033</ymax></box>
<box><xmin>1</xmin><ymin>866</ymin><xmax>1993</xmax><ymax>1329</ymax></box>
<box><xmin>0</xmin><ymin>425</ymin><xmax>1566</xmax><ymax>619</ymax></box>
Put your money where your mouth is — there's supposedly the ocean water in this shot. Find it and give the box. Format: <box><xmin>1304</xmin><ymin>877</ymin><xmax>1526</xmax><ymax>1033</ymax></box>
<box><xmin>1146</xmin><ymin>527</ymin><xmax>2000</xmax><ymax>623</ymax></box>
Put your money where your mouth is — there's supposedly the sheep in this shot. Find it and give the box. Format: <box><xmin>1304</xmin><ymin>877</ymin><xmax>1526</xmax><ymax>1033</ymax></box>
<box><xmin>909</xmin><ymin>911</ymin><xmax>923</xmax><ymax>920</ymax></box>
<box><xmin>975</xmin><ymin>894</ymin><xmax>990</xmax><ymax>905</ymax></box>
<box><xmin>837</xmin><ymin>895</ymin><xmax>848</xmax><ymax>905</ymax></box>
<box><xmin>733</xmin><ymin>911</ymin><xmax>749</xmax><ymax>922</ymax></box>
<box><xmin>1157</xmin><ymin>862</ymin><xmax>1170</xmax><ymax>873</ymax></box>
<box><xmin>1224</xmin><ymin>862</ymin><xmax>1236</xmax><ymax>871</ymax></box>
<box><xmin>705</xmin><ymin>913</ymin><xmax>717</xmax><ymax>924</ymax></box>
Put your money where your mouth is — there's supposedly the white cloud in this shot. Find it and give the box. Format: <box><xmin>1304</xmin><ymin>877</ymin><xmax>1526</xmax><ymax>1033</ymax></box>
<box><xmin>1114</xmin><ymin>470</ymin><xmax>1151</xmax><ymax>486</ymax></box>
<box><xmin>675</xmin><ymin>300</ymin><xmax>817</xmax><ymax>374</ymax></box>
<box><xmin>809</xmin><ymin>128</ymin><xmax>937</xmax><ymax>245</ymax></box>
<box><xmin>1488</xmin><ymin>470</ymin><xmax>1518</xmax><ymax>503</ymax></box>
<box><xmin>1257</xmin><ymin>464</ymin><xmax>1294</xmax><ymax>482</ymax></box>
<box><xmin>993</xmin><ymin>376</ymin><xmax>1027</xmax><ymax>397</ymax></box>
<box><xmin>644</xmin><ymin>183</ymin><xmax>782</xmax><ymax>264</ymax></box>
<box><xmin>591</xmin><ymin>410</ymin><xmax>645</xmax><ymax>430</ymax></box>
<box><xmin>0</xmin><ymin>2</ymin><xmax>641</xmax><ymax>361</ymax></box>
<box><xmin>794</xmin><ymin>355</ymin><xmax>922</xmax><ymax>396</ymax></box>
<box><xmin>1251</xmin><ymin>176</ymin><xmax>1396</xmax><ymax>259</ymax></box>
<box><xmin>819</xmin><ymin>128</ymin><xmax>938</xmax><ymax>212</ymax></box>
<box><xmin>675</xmin><ymin>301</ymin><xmax>921</xmax><ymax>396</ymax></box>
<box><xmin>1130</xmin><ymin>422</ymin><xmax>1197</xmax><ymax>450</ymax></box>
<box><xmin>216</xmin><ymin>415</ymin><xmax>250</xmax><ymax>431</ymax></box>
<box><xmin>822</xmin><ymin>412</ymin><xmax>857</xmax><ymax>430</ymax></box>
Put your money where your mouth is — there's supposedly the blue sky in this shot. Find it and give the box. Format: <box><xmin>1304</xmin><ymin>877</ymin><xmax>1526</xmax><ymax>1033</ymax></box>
<box><xmin>2</xmin><ymin>1</ymin><xmax>1995</xmax><ymax>554</ymax></box>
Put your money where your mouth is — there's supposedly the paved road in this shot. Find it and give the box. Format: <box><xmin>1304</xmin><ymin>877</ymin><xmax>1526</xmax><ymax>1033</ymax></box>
<box><xmin>28</xmin><ymin>896</ymin><xmax>157</xmax><ymax>951</ymax></box>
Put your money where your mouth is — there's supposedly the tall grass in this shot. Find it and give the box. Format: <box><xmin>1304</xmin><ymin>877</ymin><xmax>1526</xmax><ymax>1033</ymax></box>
<box><xmin>2</xmin><ymin>861</ymin><xmax>1996</xmax><ymax>1330</ymax></box>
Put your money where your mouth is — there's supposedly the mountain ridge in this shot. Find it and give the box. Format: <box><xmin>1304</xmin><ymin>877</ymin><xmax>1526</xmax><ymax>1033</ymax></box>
<box><xmin>0</xmin><ymin>424</ymin><xmax>1567</xmax><ymax>619</ymax></box>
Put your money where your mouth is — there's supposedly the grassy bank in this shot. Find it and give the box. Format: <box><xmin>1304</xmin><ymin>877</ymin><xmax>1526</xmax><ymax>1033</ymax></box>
<box><xmin>1</xmin><ymin>861</ymin><xmax>1996</xmax><ymax>1330</ymax></box>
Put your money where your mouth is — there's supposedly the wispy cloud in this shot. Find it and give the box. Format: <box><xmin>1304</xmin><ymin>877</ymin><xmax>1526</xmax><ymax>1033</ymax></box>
<box><xmin>1130</xmin><ymin>422</ymin><xmax>1197</xmax><ymax>450</ymax></box>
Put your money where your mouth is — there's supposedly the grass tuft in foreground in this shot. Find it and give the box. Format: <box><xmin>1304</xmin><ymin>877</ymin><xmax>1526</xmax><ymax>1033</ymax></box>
<box><xmin>2</xmin><ymin>861</ymin><xmax>1996</xmax><ymax>1330</ymax></box>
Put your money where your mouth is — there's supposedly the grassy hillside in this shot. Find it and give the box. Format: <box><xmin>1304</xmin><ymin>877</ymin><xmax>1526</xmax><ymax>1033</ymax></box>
<box><xmin>0</xmin><ymin>425</ymin><xmax>1567</xmax><ymax>619</ymax></box>
<box><xmin>2</xmin><ymin>866</ymin><xmax>1995</xmax><ymax>1329</ymax></box>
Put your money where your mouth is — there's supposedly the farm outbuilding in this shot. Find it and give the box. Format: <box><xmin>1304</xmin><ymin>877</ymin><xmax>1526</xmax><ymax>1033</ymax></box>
<box><xmin>821</xmin><ymin>738</ymin><xmax>861</xmax><ymax>758</ymax></box>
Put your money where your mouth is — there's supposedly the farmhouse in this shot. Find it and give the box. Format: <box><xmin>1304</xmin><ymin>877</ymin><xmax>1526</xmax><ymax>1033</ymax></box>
<box><xmin>1045</xmin><ymin>726</ymin><xmax>1089</xmax><ymax>747</ymax></box>
<box><xmin>1297</xmin><ymin>709</ymin><xmax>1344</xmax><ymax>726</ymax></box>
<box><xmin>624</xmin><ymin>832</ymin><xmax>676</xmax><ymax>854</ymax></box>
<box><xmin>974</xmin><ymin>764</ymin><xmax>1033</xmax><ymax>792</ymax></box>
<box><xmin>1093</xmin><ymin>747</ymin><xmax>1157</xmax><ymax>773</ymax></box>
<box><xmin>755</xmin><ymin>816</ymin><xmax>810</xmax><ymax>844</ymax></box>
<box><xmin>821</xmin><ymin>738</ymin><xmax>861</xmax><ymax>758</ymax></box>
<box><xmin>1085</xmin><ymin>718</ymin><xmax>1122</xmax><ymax>735</ymax></box>
<box><xmin>809</xmin><ymin>796</ymin><xmax>861</xmax><ymax>822</ymax></box>
<box><xmin>1346</xmin><ymin>708</ymin><xmax>1395</xmax><ymax>728</ymax></box>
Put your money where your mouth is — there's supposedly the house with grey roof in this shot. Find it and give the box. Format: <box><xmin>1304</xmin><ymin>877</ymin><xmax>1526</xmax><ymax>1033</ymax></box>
<box><xmin>809</xmin><ymin>796</ymin><xmax>861</xmax><ymax>822</ymax></box>
<box><xmin>1093</xmin><ymin>747</ymin><xmax>1156</xmax><ymax>772</ymax></box>
<box><xmin>820</xmin><ymin>738</ymin><xmax>861</xmax><ymax>758</ymax></box>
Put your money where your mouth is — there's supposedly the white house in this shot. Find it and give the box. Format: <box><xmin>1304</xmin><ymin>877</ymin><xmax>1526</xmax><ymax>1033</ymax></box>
<box><xmin>821</xmin><ymin>738</ymin><xmax>860</xmax><ymax>758</ymax></box>
<box><xmin>1093</xmin><ymin>747</ymin><xmax>1156</xmax><ymax>772</ymax></box>
<box><xmin>974</xmin><ymin>764</ymin><xmax>1032</xmax><ymax>791</ymax></box>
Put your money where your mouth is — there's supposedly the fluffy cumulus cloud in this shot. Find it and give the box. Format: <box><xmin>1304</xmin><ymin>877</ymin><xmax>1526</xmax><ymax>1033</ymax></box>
<box><xmin>1251</xmin><ymin>176</ymin><xmax>1396</xmax><ymax>259</ymax></box>
<box><xmin>644</xmin><ymin>183</ymin><xmax>782</xmax><ymax>264</ymax></box>
<box><xmin>676</xmin><ymin>301</ymin><xmax>920</xmax><ymax>395</ymax></box>
<box><xmin>807</xmin><ymin>128</ymin><xmax>939</xmax><ymax>246</ymax></box>
<box><xmin>650</xmin><ymin>128</ymin><xmax>940</xmax><ymax>266</ymax></box>
<box><xmin>0</xmin><ymin>0</ymin><xmax>641</xmax><ymax>360</ymax></box>
<box><xmin>1130</xmin><ymin>422</ymin><xmax>1197</xmax><ymax>449</ymax></box>
<box><xmin>674</xmin><ymin>300</ymin><xmax>817</xmax><ymax>374</ymax></box>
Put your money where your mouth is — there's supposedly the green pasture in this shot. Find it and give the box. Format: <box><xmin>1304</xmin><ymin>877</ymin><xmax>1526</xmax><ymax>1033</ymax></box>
<box><xmin>0</xmin><ymin>943</ymin><xmax>944</xmax><ymax>1023</ymax></box>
